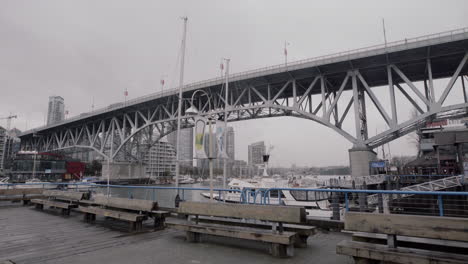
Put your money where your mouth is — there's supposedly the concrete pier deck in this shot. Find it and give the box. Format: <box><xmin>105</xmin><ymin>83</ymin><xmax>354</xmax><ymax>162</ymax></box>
<box><xmin>0</xmin><ymin>203</ymin><xmax>352</xmax><ymax>264</ymax></box>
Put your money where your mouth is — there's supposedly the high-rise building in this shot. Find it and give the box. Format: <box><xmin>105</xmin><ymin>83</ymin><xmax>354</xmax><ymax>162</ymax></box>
<box><xmin>226</xmin><ymin>126</ymin><xmax>235</xmax><ymax>160</ymax></box>
<box><xmin>143</xmin><ymin>139</ymin><xmax>177</xmax><ymax>177</ymax></box>
<box><xmin>167</xmin><ymin>128</ymin><xmax>193</xmax><ymax>167</ymax></box>
<box><xmin>47</xmin><ymin>96</ymin><xmax>65</xmax><ymax>125</ymax></box>
<box><xmin>248</xmin><ymin>141</ymin><xmax>265</xmax><ymax>166</ymax></box>
<box><xmin>0</xmin><ymin>126</ymin><xmax>6</xmax><ymax>175</ymax></box>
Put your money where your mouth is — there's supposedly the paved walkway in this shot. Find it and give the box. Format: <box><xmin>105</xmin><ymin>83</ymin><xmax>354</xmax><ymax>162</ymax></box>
<box><xmin>0</xmin><ymin>203</ymin><xmax>352</xmax><ymax>264</ymax></box>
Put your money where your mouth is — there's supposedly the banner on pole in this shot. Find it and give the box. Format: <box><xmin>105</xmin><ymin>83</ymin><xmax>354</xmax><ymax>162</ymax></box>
<box><xmin>216</xmin><ymin>123</ymin><xmax>229</xmax><ymax>159</ymax></box>
<box><xmin>194</xmin><ymin>117</ymin><xmax>208</xmax><ymax>159</ymax></box>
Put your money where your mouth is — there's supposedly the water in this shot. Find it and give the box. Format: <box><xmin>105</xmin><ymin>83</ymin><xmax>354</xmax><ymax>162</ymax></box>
<box><xmin>95</xmin><ymin>182</ymin><xmax>224</xmax><ymax>208</ymax></box>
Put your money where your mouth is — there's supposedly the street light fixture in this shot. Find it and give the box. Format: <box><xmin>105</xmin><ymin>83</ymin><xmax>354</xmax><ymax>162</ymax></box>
<box><xmin>186</xmin><ymin>90</ymin><xmax>215</xmax><ymax>201</ymax></box>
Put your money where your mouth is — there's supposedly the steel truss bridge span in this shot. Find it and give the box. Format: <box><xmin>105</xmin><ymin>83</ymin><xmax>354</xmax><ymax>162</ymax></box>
<box><xmin>20</xmin><ymin>28</ymin><xmax>468</xmax><ymax>162</ymax></box>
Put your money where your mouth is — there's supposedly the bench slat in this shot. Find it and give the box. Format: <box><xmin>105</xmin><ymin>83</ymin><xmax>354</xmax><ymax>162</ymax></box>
<box><xmin>178</xmin><ymin>202</ymin><xmax>306</xmax><ymax>223</ymax></box>
<box><xmin>77</xmin><ymin>206</ymin><xmax>145</xmax><ymax>222</ymax></box>
<box><xmin>337</xmin><ymin>240</ymin><xmax>468</xmax><ymax>264</ymax></box>
<box><xmin>166</xmin><ymin>220</ymin><xmax>296</xmax><ymax>245</ymax></box>
<box><xmin>90</xmin><ymin>196</ymin><xmax>157</xmax><ymax>212</ymax></box>
<box><xmin>31</xmin><ymin>199</ymin><xmax>77</xmax><ymax>209</ymax></box>
<box><xmin>196</xmin><ymin>216</ymin><xmax>316</xmax><ymax>235</ymax></box>
<box><xmin>43</xmin><ymin>190</ymin><xmax>85</xmax><ymax>201</ymax></box>
<box><xmin>344</xmin><ymin>212</ymin><xmax>468</xmax><ymax>242</ymax></box>
<box><xmin>0</xmin><ymin>188</ymin><xmax>44</xmax><ymax>196</ymax></box>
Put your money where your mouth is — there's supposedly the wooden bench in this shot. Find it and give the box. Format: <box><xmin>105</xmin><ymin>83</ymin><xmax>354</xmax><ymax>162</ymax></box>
<box><xmin>166</xmin><ymin>201</ymin><xmax>307</xmax><ymax>257</ymax></box>
<box><xmin>78</xmin><ymin>196</ymin><xmax>169</xmax><ymax>232</ymax></box>
<box><xmin>336</xmin><ymin>212</ymin><xmax>468</xmax><ymax>264</ymax></box>
<box><xmin>31</xmin><ymin>190</ymin><xmax>89</xmax><ymax>215</ymax></box>
<box><xmin>0</xmin><ymin>188</ymin><xmax>45</xmax><ymax>205</ymax></box>
<box><xmin>195</xmin><ymin>215</ymin><xmax>316</xmax><ymax>248</ymax></box>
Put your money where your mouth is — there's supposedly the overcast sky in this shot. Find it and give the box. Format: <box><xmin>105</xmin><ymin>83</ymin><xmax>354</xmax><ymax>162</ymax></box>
<box><xmin>1</xmin><ymin>0</ymin><xmax>467</xmax><ymax>167</ymax></box>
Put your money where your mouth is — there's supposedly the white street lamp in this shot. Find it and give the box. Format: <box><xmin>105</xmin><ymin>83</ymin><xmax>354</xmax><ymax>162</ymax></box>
<box><xmin>186</xmin><ymin>90</ymin><xmax>215</xmax><ymax>201</ymax></box>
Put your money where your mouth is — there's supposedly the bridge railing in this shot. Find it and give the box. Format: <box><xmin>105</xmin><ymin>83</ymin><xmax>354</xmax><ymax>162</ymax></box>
<box><xmin>21</xmin><ymin>27</ymin><xmax>468</xmax><ymax>136</ymax></box>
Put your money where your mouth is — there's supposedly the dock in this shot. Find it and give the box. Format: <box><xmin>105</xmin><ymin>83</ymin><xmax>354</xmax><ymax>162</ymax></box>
<box><xmin>0</xmin><ymin>203</ymin><xmax>352</xmax><ymax>264</ymax></box>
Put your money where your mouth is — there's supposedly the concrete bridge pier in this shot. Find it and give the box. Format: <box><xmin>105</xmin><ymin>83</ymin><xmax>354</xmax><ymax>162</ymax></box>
<box><xmin>349</xmin><ymin>146</ymin><xmax>377</xmax><ymax>179</ymax></box>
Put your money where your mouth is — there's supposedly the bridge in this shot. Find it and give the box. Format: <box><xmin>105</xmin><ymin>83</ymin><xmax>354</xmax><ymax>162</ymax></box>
<box><xmin>19</xmin><ymin>28</ymin><xmax>468</xmax><ymax>177</ymax></box>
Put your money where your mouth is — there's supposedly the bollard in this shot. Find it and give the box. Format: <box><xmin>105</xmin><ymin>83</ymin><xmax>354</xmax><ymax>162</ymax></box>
<box><xmin>377</xmin><ymin>184</ymin><xmax>384</xmax><ymax>214</ymax></box>
<box><xmin>175</xmin><ymin>194</ymin><xmax>181</xmax><ymax>208</ymax></box>
<box><xmin>331</xmin><ymin>192</ymin><xmax>340</xmax><ymax>220</ymax></box>
<box><xmin>359</xmin><ymin>187</ymin><xmax>365</xmax><ymax>212</ymax></box>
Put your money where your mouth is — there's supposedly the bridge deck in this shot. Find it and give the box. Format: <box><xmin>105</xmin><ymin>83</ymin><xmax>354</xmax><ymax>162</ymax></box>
<box><xmin>0</xmin><ymin>203</ymin><xmax>351</xmax><ymax>264</ymax></box>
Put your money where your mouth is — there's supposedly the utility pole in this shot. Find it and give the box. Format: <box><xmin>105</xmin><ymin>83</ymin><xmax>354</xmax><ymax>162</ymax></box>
<box><xmin>284</xmin><ymin>41</ymin><xmax>290</xmax><ymax>66</ymax></box>
<box><xmin>222</xmin><ymin>58</ymin><xmax>230</xmax><ymax>190</ymax></box>
<box><xmin>175</xmin><ymin>16</ymin><xmax>188</xmax><ymax>188</ymax></box>
<box><xmin>382</xmin><ymin>18</ymin><xmax>388</xmax><ymax>48</ymax></box>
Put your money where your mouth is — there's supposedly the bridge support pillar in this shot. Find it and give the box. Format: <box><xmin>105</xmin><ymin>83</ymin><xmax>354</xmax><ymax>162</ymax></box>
<box><xmin>349</xmin><ymin>146</ymin><xmax>377</xmax><ymax>179</ymax></box>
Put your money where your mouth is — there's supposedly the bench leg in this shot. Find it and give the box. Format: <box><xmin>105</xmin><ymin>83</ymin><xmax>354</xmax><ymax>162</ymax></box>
<box><xmin>35</xmin><ymin>204</ymin><xmax>44</xmax><ymax>210</ymax></box>
<box><xmin>294</xmin><ymin>235</ymin><xmax>308</xmax><ymax>248</ymax></box>
<box><xmin>270</xmin><ymin>243</ymin><xmax>293</xmax><ymax>258</ymax></box>
<box><xmin>154</xmin><ymin>216</ymin><xmax>165</xmax><ymax>230</ymax></box>
<box><xmin>135</xmin><ymin>221</ymin><xmax>143</xmax><ymax>232</ymax></box>
<box><xmin>353</xmin><ymin>257</ymin><xmax>378</xmax><ymax>264</ymax></box>
<box><xmin>129</xmin><ymin>222</ymin><xmax>136</xmax><ymax>232</ymax></box>
<box><xmin>84</xmin><ymin>213</ymin><xmax>96</xmax><ymax>222</ymax></box>
<box><xmin>186</xmin><ymin>231</ymin><xmax>201</xmax><ymax>243</ymax></box>
<box><xmin>61</xmin><ymin>208</ymin><xmax>70</xmax><ymax>216</ymax></box>
<box><xmin>22</xmin><ymin>199</ymin><xmax>30</xmax><ymax>206</ymax></box>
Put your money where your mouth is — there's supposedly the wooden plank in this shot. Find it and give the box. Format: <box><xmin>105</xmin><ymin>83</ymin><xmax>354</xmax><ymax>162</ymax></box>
<box><xmin>31</xmin><ymin>199</ymin><xmax>76</xmax><ymax>209</ymax></box>
<box><xmin>0</xmin><ymin>195</ymin><xmax>44</xmax><ymax>201</ymax></box>
<box><xmin>336</xmin><ymin>240</ymin><xmax>468</xmax><ymax>264</ymax></box>
<box><xmin>346</xmin><ymin>231</ymin><xmax>468</xmax><ymax>249</ymax></box>
<box><xmin>77</xmin><ymin>206</ymin><xmax>145</xmax><ymax>222</ymax></box>
<box><xmin>166</xmin><ymin>220</ymin><xmax>295</xmax><ymax>245</ymax></box>
<box><xmin>43</xmin><ymin>190</ymin><xmax>85</xmax><ymax>201</ymax></box>
<box><xmin>178</xmin><ymin>202</ymin><xmax>306</xmax><ymax>223</ymax></box>
<box><xmin>0</xmin><ymin>188</ymin><xmax>44</xmax><ymax>196</ymax></box>
<box><xmin>344</xmin><ymin>212</ymin><xmax>468</xmax><ymax>242</ymax></box>
<box><xmin>91</xmin><ymin>196</ymin><xmax>157</xmax><ymax>212</ymax></box>
<box><xmin>196</xmin><ymin>216</ymin><xmax>316</xmax><ymax>236</ymax></box>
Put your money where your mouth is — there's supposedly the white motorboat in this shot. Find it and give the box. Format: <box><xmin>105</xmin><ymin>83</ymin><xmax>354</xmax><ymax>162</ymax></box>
<box><xmin>201</xmin><ymin>177</ymin><xmax>341</xmax><ymax>218</ymax></box>
<box><xmin>0</xmin><ymin>177</ymin><xmax>10</xmax><ymax>189</ymax></box>
<box><xmin>17</xmin><ymin>178</ymin><xmax>57</xmax><ymax>189</ymax></box>
<box><xmin>67</xmin><ymin>177</ymin><xmax>100</xmax><ymax>190</ymax></box>
<box><xmin>179</xmin><ymin>176</ymin><xmax>196</xmax><ymax>184</ymax></box>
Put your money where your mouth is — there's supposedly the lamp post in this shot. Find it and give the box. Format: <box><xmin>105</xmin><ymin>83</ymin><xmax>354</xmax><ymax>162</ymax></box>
<box><xmin>175</xmin><ymin>16</ymin><xmax>188</xmax><ymax>188</ymax></box>
<box><xmin>222</xmin><ymin>58</ymin><xmax>230</xmax><ymax>191</ymax></box>
<box><xmin>186</xmin><ymin>90</ymin><xmax>215</xmax><ymax>201</ymax></box>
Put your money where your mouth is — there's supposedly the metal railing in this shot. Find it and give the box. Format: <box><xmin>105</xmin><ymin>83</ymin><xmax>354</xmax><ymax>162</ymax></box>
<box><xmin>21</xmin><ymin>27</ymin><xmax>468</xmax><ymax>136</ymax></box>
<box><xmin>261</xmin><ymin>187</ymin><xmax>468</xmax><ymax>218</ymax></box>
<box><xmin>2</xmin><ymin>181</ymin><xmax>468</xmax><ymax>218</ymax></box>
<box><xmin>0</xmin><ymin>182</ymin><xmax>241</xmax><ymax>208</ymax></box>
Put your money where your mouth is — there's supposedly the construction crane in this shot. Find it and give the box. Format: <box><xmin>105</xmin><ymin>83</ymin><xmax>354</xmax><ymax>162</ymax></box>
<box><xmin>0</xmin><ymin>114</ymin><xmax>17</xmax><ymax>131</ymax></box>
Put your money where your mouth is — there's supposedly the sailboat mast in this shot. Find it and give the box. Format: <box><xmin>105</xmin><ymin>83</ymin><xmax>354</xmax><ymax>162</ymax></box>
<box><xmin>175</xmin><ymin>16</ymin><xmax>188</xmax><ymax>187</ymax></box>
<box><xmin>223</xmin><ymin>58</ymin><xmax>230</xmax><ymax>189</ymax></box>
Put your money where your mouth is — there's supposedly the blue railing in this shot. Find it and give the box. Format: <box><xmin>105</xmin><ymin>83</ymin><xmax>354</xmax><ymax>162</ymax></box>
<box><xmin>1</xmin><ymin>182</ymin><xmax>242</xmax><ymax>206</ymax></box>
<box><xmin>2</xmin><ymin>182</ymin><xmax>468</xmax><ymax>218</ymax></box>
<box><xmin>261</xmin><ymin>187</ymin><xmax>468</xmax><ymax>217</ymax></box>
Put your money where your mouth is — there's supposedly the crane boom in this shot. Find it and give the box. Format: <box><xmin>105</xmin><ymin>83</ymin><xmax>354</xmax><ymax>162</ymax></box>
<box><xmin>0</xmin><ymin>114</ymin><xmax>17</xmax><ymax>130</ymax></box>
